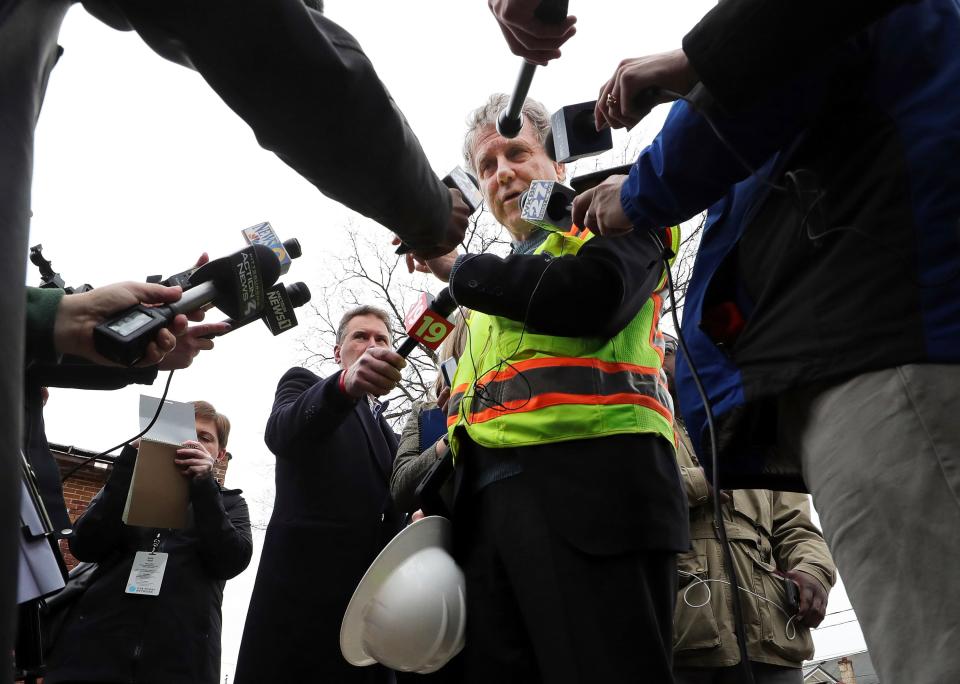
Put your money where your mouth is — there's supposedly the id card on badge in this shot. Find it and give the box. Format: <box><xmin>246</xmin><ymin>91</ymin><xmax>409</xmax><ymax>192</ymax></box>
<box><xmin>125</xmin><ymin>551</ymin><xmax>168</xmax><ymax>596</ymax></box>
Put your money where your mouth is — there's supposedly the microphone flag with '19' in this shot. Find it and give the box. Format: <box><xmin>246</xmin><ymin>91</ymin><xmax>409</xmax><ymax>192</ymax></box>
<box><xmin>93</xmin><ymin>243</ymin><xmax>281</xmax><ymax>366</ymax></box>
<box><xmin>397</xmin><ymin>288</ymin><xmax>458</xmax><ymax>357</ymax></box>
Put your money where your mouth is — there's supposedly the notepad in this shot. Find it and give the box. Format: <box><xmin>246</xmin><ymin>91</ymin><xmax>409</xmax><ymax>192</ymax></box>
<box><xmin>122</xmin><ymin>396</ymin><xmax>195</xmax><ymax>529</ymax></box>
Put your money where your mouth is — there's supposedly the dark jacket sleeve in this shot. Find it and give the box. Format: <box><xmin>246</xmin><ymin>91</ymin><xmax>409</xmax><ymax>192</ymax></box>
<box><xmin>682</xmin><ymin>0</ymin><xmax>917</xmax><ymax>111</ymax></box>
<box><xmin>189</xmin><ymin>479</ymin><xmax>253</xmax><ymax>580</ymax></box>
<box><xmin>448</xmin><ymin>229</ymin><xmax>665</xmax><ymax>338</ymax></box>
<box><xmin>618</xmin><ymin>47</ymin><xmax>859</xmax><ymax>236</ymax></box>
<box><xmin>27</xmin><ymin>355</ymin><xmax>158</xmax><ymax>390</ymax></box>
<box><xmin>84</xmin><ymin>0</ymin><xmax>450</xmax><ymax>249</ymax></box>
<box><xmin>264</xmin><ymin>367</ymin><xmax>357</xmax><ymax>457</ymax></box>
<box><xmin>68</xmin><ymin>446</ymin><xmax>137</xmax><ymax>562</ymax></box>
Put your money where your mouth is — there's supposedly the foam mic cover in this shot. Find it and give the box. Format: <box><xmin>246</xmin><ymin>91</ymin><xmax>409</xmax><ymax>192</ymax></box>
<box><xmin>205</xmin><ymin>281</ymin><xmax>311</xmax><ymax>339</ymax></box>
<box><xmin>262</xmin><ymin>281</ymin><xmax>310</xmax><ymax>335</ymax></box>
<box><xmin>190</xmin><ymin>243</ymin><xmax>281</xmax><ymax>320</ymax></box>
<box><xmin>548</xmin><ymin>101</ymin><xmax>612</xmax><ymax>163</ymax></box>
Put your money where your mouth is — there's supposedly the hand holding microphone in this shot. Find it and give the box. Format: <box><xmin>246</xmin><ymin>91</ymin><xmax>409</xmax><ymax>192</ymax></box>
<box><xmin>341</xmin><ymin>347</ymin><xmax>407</xmax><ymax>400</ymax></box>
<box><xmin>157</xmin><ymin>321</ymin><xmax>231</xmax><ymax>371</ymax></box>
<box><xmin>595</xmin><ymin>49</ymin><xmax>699</xmax><ymax>131</ymax></box>
<box><xmin>93</xmin><ymin>243</ymin><xmax>281</xmax><ymax>366</ymax></box>
<box><xmin>489</xmin><ymin>0</ymin><xmax>577</xmax><ymax>65</ymax></box>
<box><xmin>396</xmin><ymin>289</ymin><xmax>458</xmax><ymax>357</ymax></box>
<box><xmin>570</xmin><ymin>173</ymin><xmax>632</xmax><ymax>237</ymax></box>
<box><xmin>53</xmin><ymin>281</ymin><xmax>187</xmax><ymax>367</ymax></box>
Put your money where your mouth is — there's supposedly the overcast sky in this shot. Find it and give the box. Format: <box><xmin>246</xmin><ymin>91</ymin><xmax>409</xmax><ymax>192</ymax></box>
<box><xmin>28</xmin><ymin>1</ymin><xmax>866</xmax><ymax>678</ymax></box>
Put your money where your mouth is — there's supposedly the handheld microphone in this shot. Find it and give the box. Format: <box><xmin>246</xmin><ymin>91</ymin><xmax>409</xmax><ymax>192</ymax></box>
<box><xmin>569</xmin><ymin>164</ymin><xmax>634</xmax><ymax>194</ymax></box>
<box><xmin>545</xmin><ymin>101</ymin><xmax>613</xmax><ymax>163</ymax></box>
<box><xmin>397</xmin><ymin>288</ymin><xmax>457</xmax><ymax>357</ymax></box>
<box><xmin>519</xmin><ymin>165</ymin><xmax>636</xmax><ymax>232</ymax></box>
<box><xmin>93</xmin><ymin>243</ymin><xmax>281</xmax><ymax>366</ymax></box>
<box><xmin>519</xmin><ymin>179</ymin><xmax>577</xmax><ymax>232</ymax></box>
<box><xmin>241</xmin><ymin>222</ymin><xmax>301</xmax><ymax>275</ymax></box>
<box><xmin>153</xmin><ymin>236</ymin><xmax>301</xmax><ymax>290</ymax></box>
<box><xmin>444</xmin><ymin>167</ymin><xmax>483</xmax><ymax>215</ymax></box>
<box><xmin>395</xmin><ymin>169</ymin><xmax>482</xmax><ymax>255</ymax></box>
<box><xmin>496</xmin><ymin>0</ymin><xmax>570</xmax><ymax>139</ymax></box>
<box><xmin>204</xmin><ymin>281</ymin><xmax>312</xmax><ymax>338</ymax></box>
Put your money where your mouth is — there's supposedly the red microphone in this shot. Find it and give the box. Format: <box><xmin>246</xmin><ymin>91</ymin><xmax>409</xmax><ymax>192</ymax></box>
<box><xmin>397</xmin><ymin>288</ymin><xmax>457</xmax><ymax>356</ymax></box>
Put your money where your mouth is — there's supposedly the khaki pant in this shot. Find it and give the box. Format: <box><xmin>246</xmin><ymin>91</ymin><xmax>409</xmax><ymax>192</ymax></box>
<box><xmin>780</xmin><ymin>364</ymin><xmax>960</xmax><ymax>684</ymax></box>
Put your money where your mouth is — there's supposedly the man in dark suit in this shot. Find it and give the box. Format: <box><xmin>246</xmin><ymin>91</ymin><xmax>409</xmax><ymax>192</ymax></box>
<box><xmin>234</xmin><ymin>305</ymin><xmax>407</xmax><ymax>684</ymax></box>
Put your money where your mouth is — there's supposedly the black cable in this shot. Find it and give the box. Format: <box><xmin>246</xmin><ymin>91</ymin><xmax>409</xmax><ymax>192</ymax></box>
<box><xmin>458</xmin><ymin>247</ymin><xmax>560</xmax><ymax>425</ymax></box>
<box><xmin>661</xmin><ymin>232</ymin><xmax>755</xmax><ymax>684</ymax></box>
<box><xmin>60</xmin><ymin>370</ymin><xmax>176</xmax><ymax>483</ymax></box>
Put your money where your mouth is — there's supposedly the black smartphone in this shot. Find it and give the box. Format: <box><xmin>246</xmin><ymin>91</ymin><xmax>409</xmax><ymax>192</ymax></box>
<box><xmin>783</xmin><ymin>577</ymin><xmax>800</xmax><ymax>615</ymax></box>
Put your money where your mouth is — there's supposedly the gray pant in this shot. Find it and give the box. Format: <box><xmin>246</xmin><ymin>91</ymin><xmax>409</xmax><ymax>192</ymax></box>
<box><xmin>675</xmin><ymin>662</ymin><xmax>801</xmax><ymax>684</ymax></box>
<box><xmin>781</xmin><ymin>364</ymin><xmax>960</xmax><ymax>684</ymax></box>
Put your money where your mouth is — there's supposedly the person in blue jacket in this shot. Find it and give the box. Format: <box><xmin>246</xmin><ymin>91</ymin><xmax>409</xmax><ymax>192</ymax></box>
<box><xmin>572</xmin><ymin>2</ymin><xmax>960</xmax><ymax>683</ymax></box>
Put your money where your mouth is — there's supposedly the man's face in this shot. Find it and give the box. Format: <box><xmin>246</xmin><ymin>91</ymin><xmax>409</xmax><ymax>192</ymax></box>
<box><xmin>335</xmin><ymin>314</ymin><xmax>392</xmax><ymax>371</ymax></box>
<box><xmin>471</xmin><ymin>120</ymin><xmax>564</xmax><ymax>239</ymax></box>
<box><xmin>662</xmin><ymin>349</ymin><xmax>676</xmax><ymax>385</ymax></box>
<box><xmin>195</xmin><ymin>417</ymin><xmax>224</xmax><ymax>462</ymax></box>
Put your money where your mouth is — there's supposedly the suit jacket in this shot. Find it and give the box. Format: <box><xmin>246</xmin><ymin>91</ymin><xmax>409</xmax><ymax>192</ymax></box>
<box><xmin>235</xmin><ymin>367</ymin><xmax>401</xmax><ymax>684</ymax></box>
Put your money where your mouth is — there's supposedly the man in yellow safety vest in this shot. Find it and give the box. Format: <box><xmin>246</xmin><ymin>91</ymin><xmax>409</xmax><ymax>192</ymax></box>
<box><xmin>413</xmin><ymin>93</ymin><xmax>690</xmax><ymax>683</ymax></box>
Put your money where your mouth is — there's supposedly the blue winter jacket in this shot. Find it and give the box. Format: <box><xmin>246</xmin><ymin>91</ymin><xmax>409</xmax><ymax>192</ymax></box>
<box><xmin>620</xmin><ymin>0</ymin><xmax>960</xmax><ymax>490</ymax></box>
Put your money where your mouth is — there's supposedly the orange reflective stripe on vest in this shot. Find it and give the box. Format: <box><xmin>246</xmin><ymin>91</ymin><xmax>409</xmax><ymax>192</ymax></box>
<box><xmin>456</xmin><ymin>357</ymin><xmax>672</xmax><ymax>425</ymax></box>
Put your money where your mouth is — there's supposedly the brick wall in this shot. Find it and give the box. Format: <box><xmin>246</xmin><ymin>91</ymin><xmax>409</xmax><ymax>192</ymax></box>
<box><xmin>54</xmin><ymin>457</ymin><xmax>112</xmax><ymax>570</ymax></box>
<box><xmin>838</xmin><ymin>657</ymin><xmax>858</xmax><ymax>684</ymax></box>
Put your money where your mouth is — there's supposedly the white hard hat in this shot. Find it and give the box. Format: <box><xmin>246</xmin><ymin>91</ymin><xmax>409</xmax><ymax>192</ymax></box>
<box><xmin>340</xmin><ymin>516</ymin><xmax>466</xmax><ymax>674</ymax></box>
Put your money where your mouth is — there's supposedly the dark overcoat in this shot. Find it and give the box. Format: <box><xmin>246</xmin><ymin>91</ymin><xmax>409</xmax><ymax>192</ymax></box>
<box><xmin>235</xmin><ymin>367</ymin><xmax>401</xmax><ymax>684</ymax></box>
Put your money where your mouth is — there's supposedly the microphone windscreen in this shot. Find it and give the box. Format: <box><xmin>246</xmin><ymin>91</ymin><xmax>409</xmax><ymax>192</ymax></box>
<box><xmin>192</xmin><ymin>243</ymin><xmax>281</xmax><ymax>320</ymax></box>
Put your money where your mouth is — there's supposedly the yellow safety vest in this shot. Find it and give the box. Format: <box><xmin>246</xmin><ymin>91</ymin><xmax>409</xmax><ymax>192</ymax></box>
<box><xmin>447</xmin><ymin>225</ymin><xmax>681</xmax><ymax>455</ymax></box>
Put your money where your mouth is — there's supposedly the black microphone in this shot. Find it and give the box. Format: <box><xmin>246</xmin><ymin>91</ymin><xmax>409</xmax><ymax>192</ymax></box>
<box><xmin>153</xmin><ymin>237</ymin><xmax>301</xmax><ymax>291</ymax></box>
<box><xmin>496</xmin><ymin>0</ymin><xmax>570</xmax><ymax>139</ymax></box>
<box><xmin>205</xmin><ymin>281</ymin><xmax>312</xmax><ymax>339</ymax></box>
<box><xmin>394</xmin><ymin>170</ymin><xmax>481</xmax><ymax>255</ymax></box>
<box><xmin>519</xmin><ymin>179</ymin><xmax>577</xmax><ymax>233</ymax></box>
<box><xmin>241</xmin><ymin>222</ymin><xmax>301</xmax><ymax>276</ymax></box>
<box><xmin>517</xmin><ymin>166</ymin><xmax>636</xmax><ymax>233</ymax></box>
<box><xmin>93</xmin><ymin>243</ymin><xmax>281</xmax><ymax>366</ymax></box>
<box><xmin>444</xmin><ymin>167</ymin><xmax>483</xmax><ymax>215</ymax></box>
<box><xmin>396</xmin><ymin>288</ymin><xmax>458</xmax><ymax>357</ymax></box>
<box><xmin>545</xmin><ymin>101</ymin><xmax>613</xmax><ymax>163</ymax></box>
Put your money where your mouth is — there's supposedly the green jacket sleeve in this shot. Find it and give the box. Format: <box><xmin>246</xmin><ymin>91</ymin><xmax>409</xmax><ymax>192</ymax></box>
<box><xmin>770</xmin><ymin>491</ymin><xmax>837</xmax><ymax>593</ymax></box>
<box><xmin>675</xmin><ymin>422</ymin><xmax>710</xmax><ymax>508</ymax></box>
<box><xmin>25</xmin><ymin>287</ymin><xmax>64</xmax><ymax>366</ymax></box>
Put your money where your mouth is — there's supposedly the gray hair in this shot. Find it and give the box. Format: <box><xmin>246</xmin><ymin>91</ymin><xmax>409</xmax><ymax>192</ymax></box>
<box><xmin>462</xmin><ymin>94</ymin><xmax>552</xmax><ymax>174</ymax></box>
<box><xmin>336</xmin><ymin>305</ymin><xmax>392</xmax><ymax>345</ymax></box>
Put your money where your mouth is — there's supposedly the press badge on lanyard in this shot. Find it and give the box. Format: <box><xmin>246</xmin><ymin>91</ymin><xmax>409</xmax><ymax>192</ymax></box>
<box><xmin>126</xmin><ymin>533</ymin><xmax>168</xmax><ymax>596</ymax></box>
